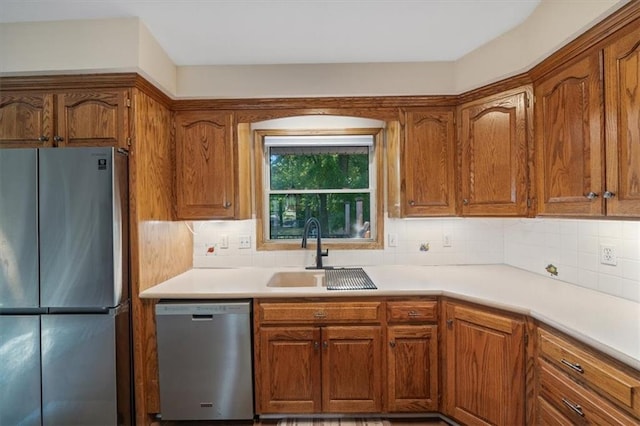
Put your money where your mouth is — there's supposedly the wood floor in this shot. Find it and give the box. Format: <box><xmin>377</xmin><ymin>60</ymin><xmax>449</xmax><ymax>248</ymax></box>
<box><xmin>161</xmin><ymin>418</ymin><xmax>450</xmax><ymax>426</ymax></box>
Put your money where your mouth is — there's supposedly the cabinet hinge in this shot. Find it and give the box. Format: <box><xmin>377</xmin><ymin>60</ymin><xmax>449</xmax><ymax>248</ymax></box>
<box><xmin>525</xmin><ymin>94</ymin><xmax>530</xmax><ymax>108</ymax></box>
<box><xmin>527</xmin><ymin>198</ymin><xmax>532</xmax><ymax>208</ymax></box>
<box><xmin>524</xmin><ymin>334</ymin><xmax>529</xmax><ymax>345</ymax></box>
<box><xmin>126</xmin><ymin>98</ymin><xmax>131</xmax><ymax>108</ymax></box>
<box><xmin>127</xmin><ymin>137</ymin><xmax>132</xmax><ymax>147</ymax></box>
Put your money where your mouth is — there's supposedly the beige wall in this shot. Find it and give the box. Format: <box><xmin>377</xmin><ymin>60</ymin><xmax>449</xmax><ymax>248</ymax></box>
<box><xmin>0</xmin><ymin>0</ymin><xmax>629</xmax><ymax>97</ymax></box>
<box><xmin>137</xmin><ymin>22</ymin><xmax>177</xmax><ymax>95</ymax></box>
<box><xmin>176</xmin><ymin>62</ymin><xmax>455</xmax><ymax>98</ymax></box>
<box><xmin>0</xmin><ymin>18</ymin><xmax>140</xmax><ymax>74</ymax></box>
<box><xmin>454</xmin><ymin>0</ymin><xmax>628</xmax><ymax>92</ymax></box>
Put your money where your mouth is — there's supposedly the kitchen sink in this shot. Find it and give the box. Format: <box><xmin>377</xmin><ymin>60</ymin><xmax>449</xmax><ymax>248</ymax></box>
<box><xmin>266</xmin><ymin>271</ymin><xmax>325</xmax><ymax>287</ymax></box>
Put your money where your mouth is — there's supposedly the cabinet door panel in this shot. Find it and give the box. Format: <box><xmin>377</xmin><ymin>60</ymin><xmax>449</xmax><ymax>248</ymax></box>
<box><xmin>57</xmin><ymin>90</ymin><xmax>128</xmax><ymax>147</ymax></box>
<box><xmin>403</xmin><ymin>109</ymin><xmax>456</xmax><ymax>216</ymax></box>
<box><xmin>175</xmin><ymin>111</ymin><xmax>235</xmax><ymax>219</ymax></box>
<box><xmin>322</xmin><ymin>326</ymin><xmax>382</xmax><ymax>413</ymax></box>
<box><xmin>0</xmin><ymin>93</ymin><xmax>53</xmax><ymax>147</ymax></box>
<box><xmin>605</xmin><ymin>28</ymin><xmax>640</xmax><ymax>217</ymax></box>
<box><xmin>259</xmin><ymin>327</ymin><xmax>321</xmax><ymax>413</ymax></box>
<box><xmin>535</xmin><ymin>53</ymin><xmax>604</xmax><ymax>216</ymax></box>
<box><xmin>387</xmin><ymin>325</ymin><xmax>438</xmax><ymax>412</ymax></box>
<box><xmin>460</xmin><ymin>91</ymin><xmax>529</xmax><ymax>216</ymax></box>
<box><xmin>444</xmin><ymin>302</ymin><xmax>525</xmax><ymax>426</ymax></box>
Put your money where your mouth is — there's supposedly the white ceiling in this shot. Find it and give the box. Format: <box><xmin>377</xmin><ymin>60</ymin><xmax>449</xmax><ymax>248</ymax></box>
<box><xmin>0</xmin><ymin>0</ymin><xmax>541</xmax><ymax>66</ymax></box>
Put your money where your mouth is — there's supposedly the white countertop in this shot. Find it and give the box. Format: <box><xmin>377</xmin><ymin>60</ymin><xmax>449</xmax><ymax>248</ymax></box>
<box><xmin>140</xmin><ymin>264</ymin><xmax>640</xmax><ymax>371</ymax></box>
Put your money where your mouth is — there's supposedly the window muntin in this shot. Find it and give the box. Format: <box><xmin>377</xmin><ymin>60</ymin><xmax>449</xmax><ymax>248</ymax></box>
<box><xmin>264</xmin><ymin>134</ymin><xmax>376</xmax><ymax>242</ymax></box>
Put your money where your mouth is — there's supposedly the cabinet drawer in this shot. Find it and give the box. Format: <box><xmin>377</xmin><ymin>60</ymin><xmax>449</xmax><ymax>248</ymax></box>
<box><xmin>259</xmin><ymin>302</ymin><xmax>382</xmax><ymax>324</ymax></box>
<box><xmin>539</xmin><ymin>328</ymin><xmax>640</xmax><ymax>416</ymax></box>
<box><xmin>539</xmin><ymin>359</ymin><xmax>636</xmax><ymax>425</ymax></box>
<box><xmin>386</xmin><ymin>301</ymin><xmax>437</xmax><ymax>322</ymax></box>
<box><xmin>537</xmin><ymin>395</ymin><xmax>573</xmax><ymax>426</ymax></box>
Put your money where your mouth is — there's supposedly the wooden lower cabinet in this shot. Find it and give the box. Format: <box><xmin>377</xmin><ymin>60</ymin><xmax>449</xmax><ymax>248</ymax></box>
<box><xmin>442</xmin><ymin>301</ymin><xmax>525</xmax><ymax>426</ymax></box>
<box><xmin>322</xmin><ymin>326</ymin><xmax>382</xmax><ymax>413</ymax></box>
<box><xmin>387</xmin><ymin>325</ymin><xmax>438</xmax><ymax>412</ymax></box>
<box><xmin>534</xmin><ymin>325</ymin><xmax>640</xmax><ymax>425</ymax></box>
<box><xmin>256</xmin><ymin>322</ymin><xmax>382</xmax><ymax>414</ymax></box>
<box><xmin>258</xmin><ymin>327</ymin><xmax>321</xmax><ymax>413</ymax></box>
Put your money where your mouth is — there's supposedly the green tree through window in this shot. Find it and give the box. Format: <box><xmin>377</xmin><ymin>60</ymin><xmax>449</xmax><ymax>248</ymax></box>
<box><xmin>265</xmin><ymin>135</ymin><xmax>375</xmax><ymax>241</ymax></box>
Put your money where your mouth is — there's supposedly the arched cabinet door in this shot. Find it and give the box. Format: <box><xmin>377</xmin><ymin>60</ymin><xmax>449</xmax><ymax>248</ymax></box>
<box><xmin>175</xmin><ymin>111</ymin><xmax>236</xmax><ymax>219</ymax></box>
<box><xmin>56</xmin><ymin>90</ymin><xmax>130</xmax><ymax>148</ymax></box>
<box><xmin>402</xmin><ymin>108</ymin><xmax>456</xmax><ymax>217</ymax></box>
<box><xmin>459</xmin><ymin>88</ymin><xmax>530</xmax><ymax>217</ymax></box>
<box><xmin>604</xmin><ymin>25</ymin><xmax>640</xmax><ymax>217</ymax></box>
<box><xmin>0</xmin><ymin>92</ymin><xmax>53</xmax><ymax>147</ymax></box>
<box><xmin>534</xmin><ymin>52</ymin><xmax>604</xmax><ymax>216</ymax></box>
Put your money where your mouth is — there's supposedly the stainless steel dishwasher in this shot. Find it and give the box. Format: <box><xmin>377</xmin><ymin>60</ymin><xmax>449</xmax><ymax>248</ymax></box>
<box><xmin>155</xmin><ymin>300</ymin><xmax>254</xmax><ymax>421</ymax></box>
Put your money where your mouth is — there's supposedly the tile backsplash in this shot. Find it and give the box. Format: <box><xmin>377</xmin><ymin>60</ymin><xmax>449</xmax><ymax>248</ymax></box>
<box><xmin>192</xmin><ymin>217</ymin><xmax>640</xmax><ymax>302</ymax></box>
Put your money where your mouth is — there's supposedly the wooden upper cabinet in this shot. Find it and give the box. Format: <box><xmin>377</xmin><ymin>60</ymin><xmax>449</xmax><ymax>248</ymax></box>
<box><xmin>535</xmin><ymin>52</ymin><xmax>604</xmax><ymax>216</ymax></box>
<box><xmin>402</xmin><ymin>108</ymin><xmax>456</xmax><ymax>216</ymax></box>
<box><xmin>0</xmin><ymin>93</ymin><xmax>53</xmax><ymax>147</ymax></box>
<box><xmin>459</xmin><ymin>89</ymin><xmax>530</xmax><ymax>216</ymax></box>
<box><xmin>604</xmin><ymin>25</ymin><xmax>640</xmax><ymax>217</ymax></box>
<box><xmin>175</xmin><ymin>111</ymin><xmax>235</xmax><ymax>219</ymax></box>
<box><xmin>56</xmin><ymin>90</ymin><xmax>129</xmax><ymax>148</ymax></box>
<box><xmin>0</xmin><ymin>90</ymin><xmax>129</xmax><ymax>149</ymax></box>
<box><xmin>443</xmin><ymin>301</ymin><xmax>525</xmax><ymax>426</ymax></box>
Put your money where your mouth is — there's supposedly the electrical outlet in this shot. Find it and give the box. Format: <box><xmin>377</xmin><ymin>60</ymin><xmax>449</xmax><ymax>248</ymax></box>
<box><xmin>600</xmin><ymin>244</ymin><xmax>617</xmax><ymax>266</ymax></box>
<box><xmin>239</xmin><ymin>235</ymin><xmax>251</xmax><ymax>249</ymax></box>
<box><xmin>388</xmin><ymin>233</ymin><xmax>398</xmax><ymax>247</ymax></box>
<box><xmin>443</xmin><ymin>233</ymin><xmax>452</xmax><ymax>247</ymax></box>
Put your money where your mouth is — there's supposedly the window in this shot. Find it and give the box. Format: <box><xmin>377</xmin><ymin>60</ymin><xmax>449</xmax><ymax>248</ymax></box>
<box><xmin>255</xmin><ymin>129</ymin><xmax>384</xmax><ymax>250</ymax></box>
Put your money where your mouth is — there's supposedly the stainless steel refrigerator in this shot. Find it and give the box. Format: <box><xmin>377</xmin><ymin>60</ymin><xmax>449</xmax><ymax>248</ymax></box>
<box><xmin>0</xmin><ymin>147</ymin><xmax>132</xmax><ymax>426</ymax></box>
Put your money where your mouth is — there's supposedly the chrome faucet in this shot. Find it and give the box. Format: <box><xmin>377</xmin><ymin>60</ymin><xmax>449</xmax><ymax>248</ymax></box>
<box><xmin>301</xmin><ymin>217</ymin><xmax>329</xmax><ymax>269</ymax></box>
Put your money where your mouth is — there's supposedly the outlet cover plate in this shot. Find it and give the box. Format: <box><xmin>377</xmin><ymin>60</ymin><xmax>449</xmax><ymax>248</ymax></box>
<box><xmin>600</xmin><ymin>244</ymin><xmax>617</xmax><ymax>266</ymax></box>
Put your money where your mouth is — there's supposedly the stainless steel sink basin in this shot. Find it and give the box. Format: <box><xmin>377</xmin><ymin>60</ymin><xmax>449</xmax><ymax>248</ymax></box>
<box><xmin>266</xmin><ymin>271</ymin><xmax>325</xmax><ymax>287</ymax></box>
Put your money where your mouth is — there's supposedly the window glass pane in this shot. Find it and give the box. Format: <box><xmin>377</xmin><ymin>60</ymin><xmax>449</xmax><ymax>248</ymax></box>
<box><xmin>269</xmin><ymin>193</ymin><xmax>371</xmax><ymax>240</ymax></box>
<box><xmin>269</xmin><ymin>151</ymin><xmax>369</xmax><ymax>190</ymax></box>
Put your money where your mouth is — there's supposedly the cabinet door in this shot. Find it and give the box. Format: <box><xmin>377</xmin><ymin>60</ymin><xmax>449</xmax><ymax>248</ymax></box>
<box><xmin>460</xmin><ymin>90</ymin><xmax>529</xmax><ymax>216</ymax></box>
<box><xmin>604</xmin><ymin>27</ymin><xmax>640</xmax><ymax>217</ymax></box>
<box><xmin>443</xmin><ymin>302</ymin><xmax>525</xmax><ymax>426</ymax></box>
<box><xmin>322</xmin><ymin>326</ymin><xmax>382</xmax><ymax>413</ymax></box>
<box><xmin>387</xmin><ymin>325</ymin><xmax>438</xmax><ymax>412</ymax></box>
<box><xmin>175</xmin><ymin>111</ymin><xmax>235</xmax><ymax>219</ymax></box>
<box><xmin>258</xmin><ymin>327</ymin><xmax>321</xmax><ymax>414</ymax></box>
<box><xmin>56</xmin><ymin>90</ymin><xmax>129</xmax><ymax>148</ymax></box>
<box><xmin>403</xmin><ymin>109</ymin><xmax>456</xmax><ymax>216</ymax></box>
<box><xmin>0</xmin><ymin>92</ymin><xmax>53</xmax><ymax>147</ymax></box>
<box><xmin>535</xmin><ymin>53</ymin><xmax>604</xmax><ymax>216</ymax></box>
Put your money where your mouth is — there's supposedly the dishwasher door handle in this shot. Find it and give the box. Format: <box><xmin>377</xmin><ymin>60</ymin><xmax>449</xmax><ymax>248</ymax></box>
<box><xmin>192</xmin><ymin>314</ymin><xmax>214</xmax><ymax>320</ymax></box>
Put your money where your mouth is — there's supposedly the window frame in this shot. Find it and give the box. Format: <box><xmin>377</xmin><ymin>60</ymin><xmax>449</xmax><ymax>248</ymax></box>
<box><xmin>255</xmin><ymin>128</ymin><xmax>384</xmax><ymax>251</ymax></box>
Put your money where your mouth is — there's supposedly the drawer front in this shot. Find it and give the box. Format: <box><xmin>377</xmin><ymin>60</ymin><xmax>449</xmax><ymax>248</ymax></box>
<box><xmin>538</xmin><ymin>359</ymin><xmax>637</xmax><ymax>425</ymax></box>
<box><xmin>386</xmin><ymin>301</ymin><xmax>437</xmax><ymax>322</ymax></box>
<box><xmin>537</xmin><ymin>396</ymin><xmax>574</xmax><ymax>426</ymax></box>
<box><xmin>259</xmin><ymin>302</ymin><xmax>382</xmax><ymax>324</ymax></box>
<box><xmin>539</xmin><ymin>328</ymin><xmax>640</xmax><ymax>416</ymax></box>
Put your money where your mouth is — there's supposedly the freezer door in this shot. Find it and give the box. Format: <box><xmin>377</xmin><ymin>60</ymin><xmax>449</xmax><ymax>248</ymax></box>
<box><xmin>0</xmin><ymin>316</ymin><xmax>42</xmax><ymax>426</ymax></box>
<box><xmin>39</xmin><ymin>147</ymin><xmax>127</xmax><ymax>309</ymax></box>
<box><xmin>41</xmin><ymin>312</ymin><xmax>123</xmax><ymax>426</ymax></box>
<box><xmin>0</xmin><ymin>149</ymin><xmax>39</xmax><ymax>310</ymax></box>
